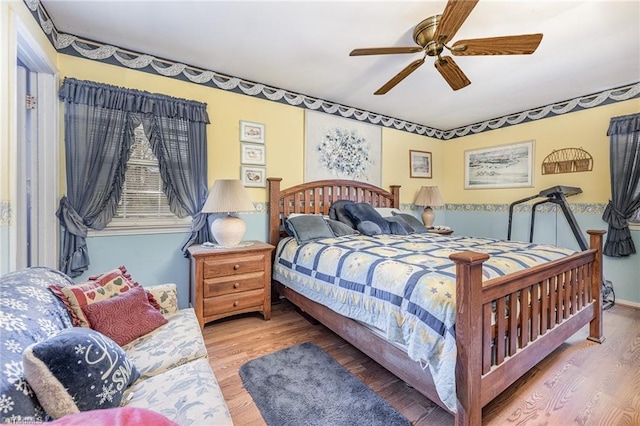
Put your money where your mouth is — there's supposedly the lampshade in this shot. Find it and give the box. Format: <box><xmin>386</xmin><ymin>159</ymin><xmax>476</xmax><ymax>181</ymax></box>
<box><xmin>202</xmin><ymin>179</ymin><xmax>256</xmax><ymax>247</ymax></box>
<box><xmin>414</xmin><ymin>186</ymin><xmax>444</xmax><ymax>228</ymax></box>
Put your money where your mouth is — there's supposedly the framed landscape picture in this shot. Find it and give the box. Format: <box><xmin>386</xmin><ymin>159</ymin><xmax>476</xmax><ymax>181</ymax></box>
<box><xmin>464</xmin><ymin>140</ymin><xmax>534</xmax><ymax>189</ymax></box>
<box><xmin>409</xmin><ymin>150</ymin><xmax>432</xmax><ymax>178</ymax></box>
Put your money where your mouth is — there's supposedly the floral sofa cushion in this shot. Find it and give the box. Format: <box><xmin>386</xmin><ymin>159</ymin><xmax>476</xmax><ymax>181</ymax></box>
<box><xmin>145</xmin><ymin>283</ymin><xmax>179</xmax><ymax>316</ymax></box>
<box><xmin>122</xmin><ymin>308</ymin><xmax>207</xmax><ymax>381</ymax></box>
<box><xmin>0</xmin><ymin>267</ymin><xmax>74</xmax><ymax>423</ymax></box>
<box><xmin>122</xmin><ymin>358</ymin><xmax>233</xmax><ymax>426</ymax></box>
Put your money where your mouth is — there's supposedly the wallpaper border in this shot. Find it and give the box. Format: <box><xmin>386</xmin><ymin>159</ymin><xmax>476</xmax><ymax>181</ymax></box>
<box><xmin>25</xmin><ymin>0</ymin><xmax>640</xmax><ymax>140</ymax></box>
<box><xmin>444</xmin><ymin>203</ymin><xmax>607</xmax><ymax>215</ymax></box>
<box><xmin>0</xmin><ymin>201</ymin><xmax>11</xmax><ymax>227</ymax></box>
<box><xmin>255</xmin><ymin>202</ymin><xmax>605</xmax><ymax>216</ymax></box>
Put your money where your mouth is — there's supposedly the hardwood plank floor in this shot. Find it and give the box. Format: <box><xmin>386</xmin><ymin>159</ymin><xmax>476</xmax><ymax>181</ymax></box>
<box><xmin>204</xmin><ymin>301</ymin><xmax>640</xmax><ymax>425</ymax></box>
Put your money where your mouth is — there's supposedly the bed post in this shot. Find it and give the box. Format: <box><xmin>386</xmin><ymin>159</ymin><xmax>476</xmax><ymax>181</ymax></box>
<box><xmin>390</xmin><ymin>185</ymin><xmax>401</xmax><ymax>208</ymax></box>
<box><xmin>267</xmin><ymin>178</ymin><xmax>282</xmax><ymax>247</ymax></box>
<box><xmin>587</xmin><ymin>229</ymin><xmax>606</xmax><ymax>344</ymax></box>
<box><xmin>450</xmin><ymin>250</ymin><xmax>490</xmax><ymax>426</ymax></box>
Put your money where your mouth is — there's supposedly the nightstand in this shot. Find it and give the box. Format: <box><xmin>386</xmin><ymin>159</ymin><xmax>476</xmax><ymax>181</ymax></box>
<box><xmin>187</xmin><ymin>241</ymin><xmax>275</xmax><ymax>329</ymax></box>
<box><xmin>428</xmin><ymin>228</ymin><xmax>453</xmax><ymax>236</ymax></box>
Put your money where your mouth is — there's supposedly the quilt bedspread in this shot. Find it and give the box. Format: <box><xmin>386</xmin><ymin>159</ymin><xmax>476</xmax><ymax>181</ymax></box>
<box><xmin>273</xmin><ymin>233</ymin><xmax>576</xmax><ymax>412</ymax></box>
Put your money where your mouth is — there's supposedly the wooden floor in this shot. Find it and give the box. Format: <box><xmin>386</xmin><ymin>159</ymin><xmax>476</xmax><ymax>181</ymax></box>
<box><xmin>204</xmin><ymin>301</ymin><xmax>640</xmax><ymax>425</ymax></box>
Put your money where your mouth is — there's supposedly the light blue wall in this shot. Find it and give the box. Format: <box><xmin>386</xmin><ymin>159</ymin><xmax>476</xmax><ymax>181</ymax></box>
<box><xmin>78</xmin><ymin>213</ymin><xmax>270</xmax><ymax>309</ymax></box>
<box><xmin>78</xmin><ymin>208</ymin><xmax>639</xmax><ymax>309</ymax></box>
<box><xmin>445</xmin><ymin>208</ymin><xmax>640</xmax><ymax>304</ymax></box>
<box><xmin>0</xmin><ymin>226</ymin><xmax>9</xmax><ymax>275</ymax></box>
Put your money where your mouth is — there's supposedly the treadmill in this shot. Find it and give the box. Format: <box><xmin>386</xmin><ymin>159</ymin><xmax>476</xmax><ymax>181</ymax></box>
<box><xmin>507</xmin><ymin>185</ymin><xmax>587</xmax><ymax>250</ymax></box>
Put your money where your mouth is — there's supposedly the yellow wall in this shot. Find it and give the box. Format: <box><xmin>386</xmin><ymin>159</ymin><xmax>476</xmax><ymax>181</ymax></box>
<box><xmin>442</xmin><ymin>99</ymin><xmax>639</xmax><ymax>204</ymax></box>
<box><xmin>57</xmin><ymin>55</ymin><xmax>446</xmax><ymax>204</ymax></box>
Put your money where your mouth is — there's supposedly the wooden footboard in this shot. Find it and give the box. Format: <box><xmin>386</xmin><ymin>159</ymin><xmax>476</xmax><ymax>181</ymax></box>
<box><xmin>267</xmin><ymin>177</ymin><xmax>605</xmax><ymax>426</ymax></box>
<box><xmin>451</xmin><ymin>230</ymin><xmax>605</xmax><ymax>425</ymax></box>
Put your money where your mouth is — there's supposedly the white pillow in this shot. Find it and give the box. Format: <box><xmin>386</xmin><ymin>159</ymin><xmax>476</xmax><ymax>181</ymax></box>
<box><xmin>374</xmin><ymin>207</ymin><xmax>401</xmax><ymax>217</ymax></box>
<box><xmin>287</xmin><ymin>213</ymin><xmax>330</xmax><ymax>219</ymax></box>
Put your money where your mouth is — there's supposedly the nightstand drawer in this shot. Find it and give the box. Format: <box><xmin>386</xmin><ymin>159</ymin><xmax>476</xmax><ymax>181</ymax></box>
<box><xmin>204</xmin><ymin>289</ymin><xmax>264</xmax><ymax>317</ymax></box>
<box><xmin>203</xmin><ymin>253</ymin><xmax>265</xmax><ymax>278</ymax></box>
<box><xmin>204</xmin><ymin>271</ymin><xmax>265</xmax><ymax>298</ymax></box>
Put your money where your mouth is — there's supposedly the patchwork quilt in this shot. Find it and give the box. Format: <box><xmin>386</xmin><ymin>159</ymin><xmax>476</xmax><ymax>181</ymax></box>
<box><xmin>273</xmin><ymin>233</ymin><xmax>576</xmax><ymax>411</ymax></box>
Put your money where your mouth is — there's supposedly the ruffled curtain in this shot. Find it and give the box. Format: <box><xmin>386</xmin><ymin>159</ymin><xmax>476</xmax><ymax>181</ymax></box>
<box><xmin>146</xmin><ymin>114</ymin><xmax>212</xmax><ymax>254</ymax></box>
<box><xmin>602</xmin><ymin>113</ymin><xmax>640</xmax><ymax>257</ymax></box>
<box><xmin>58</xmin><ymin>78</ymin><xmax>210</xmax><ymax>276</ymax></box>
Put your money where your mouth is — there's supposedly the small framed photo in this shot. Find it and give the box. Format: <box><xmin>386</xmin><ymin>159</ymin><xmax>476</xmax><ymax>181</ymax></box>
<box><xmin>240</xmin><ymin>121</ymin><xmax>265</xmax><ymax>144</ymax></box>
<box><xmin>241</xmin><ymin>143</ymin><xmax>266</xmax><ymax>165</ymax></box>
<box><xmin>241</xmin><ymin>166</ymin><xmax>266</xmax><ymax>187</ymax></box>
<box><xmin>410</xmin><ymin>150</ymin><xmax>432</xmax><ymax>178</ymax></box>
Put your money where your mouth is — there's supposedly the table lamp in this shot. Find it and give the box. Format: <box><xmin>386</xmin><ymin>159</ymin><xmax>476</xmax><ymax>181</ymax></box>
<box><xmin>414</xmin><ymin>186</ymin><xmax>444</xmax><ymax>228</ymax></box>
<box><xmin>202</xmin><ymin>179</ymin><xmax>256</xmax><ymax>247</ymax></box>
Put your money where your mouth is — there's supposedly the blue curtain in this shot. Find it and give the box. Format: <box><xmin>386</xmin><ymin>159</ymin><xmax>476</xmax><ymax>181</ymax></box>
<box><xmin>602</xmin><ymin>113</ymin><xmax>640</xmax><ymax>257</ymax></box>
<box><xmin>146</xmin><ymin>114</ymin><xmax>212</xmax><ymax>253</ymax></box>
<box><xmin>58</xmin><ymin>78</ymin><xmax>210</xmax><ymax>277</ymax></box>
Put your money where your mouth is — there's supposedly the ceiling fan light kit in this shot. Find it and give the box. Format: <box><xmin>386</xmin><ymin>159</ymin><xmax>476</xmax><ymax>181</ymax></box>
<box><xmin>350</xmin><ymin>0</ymin><xmax>543</xmax><ymax>94</ymax></box>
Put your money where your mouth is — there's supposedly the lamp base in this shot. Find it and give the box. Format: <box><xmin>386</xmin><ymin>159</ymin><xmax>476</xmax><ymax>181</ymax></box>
<box><xmin>422</xmin><ymin>207</ymin><xmax>435</xmax><ymax>228</ymax></box>
<box><xmin>211</xmin><ymin>214</ymin><xmax>247</xmax><ymax>247</ymax></box>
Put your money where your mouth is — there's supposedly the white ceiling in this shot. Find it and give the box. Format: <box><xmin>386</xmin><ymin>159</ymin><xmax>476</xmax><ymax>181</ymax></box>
<box><xmin>40</xmin><ymin>0</ymin><xmax>640</xmax><ymax>131</ymax></box>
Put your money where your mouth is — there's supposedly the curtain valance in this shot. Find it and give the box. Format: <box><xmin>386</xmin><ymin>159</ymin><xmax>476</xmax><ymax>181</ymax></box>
<box><xmin>59</xmin><ymin>78</ymin><xmax>210</xmax><ymax>123</ymax></box>
<box><xmin>607</xmin><ymin>113</ymin><xmax>640</xmax><ymax>136</ymax></box>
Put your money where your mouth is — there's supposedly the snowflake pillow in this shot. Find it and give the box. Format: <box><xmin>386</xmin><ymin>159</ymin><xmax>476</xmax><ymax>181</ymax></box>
<box><xmin>22</xmin><ymin>328</ymin><xmax>140</xmax><ymax>419</ymax></box>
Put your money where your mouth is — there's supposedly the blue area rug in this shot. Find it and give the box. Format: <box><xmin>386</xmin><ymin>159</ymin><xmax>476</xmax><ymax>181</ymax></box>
<box><xmin>239</xmin><ymin>342</ymin><xmax>411</xmax><ymax>426</ymax></box>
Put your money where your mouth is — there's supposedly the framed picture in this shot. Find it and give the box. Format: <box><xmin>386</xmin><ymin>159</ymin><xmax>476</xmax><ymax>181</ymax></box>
<box><xmin>464</xmin><ymin>140</ymin><xmax>535</xmax><ymax>189</ymax></box>
<box><xmin>241</xmin><ymin>143</ymin><xmax>266</xmax><ymax>165</ymax></box>
<box><xmin>304</xmin><ymin>110</ymin><xmax>382</xmax><ymax>186</ymax></box>
<box><xmin>241</xmin><ymin>166</ymin><xmax>266</xmax><ymax>187</ymax></box>
<box><xmin>409</xmin><ymin>150</ymin><xmax>432</xmax><ymax>178</ymax></box>
<box><xmin>240</xmin><ymin>121</ymin><xmax>265</xmax><ymax>144</ymax></box>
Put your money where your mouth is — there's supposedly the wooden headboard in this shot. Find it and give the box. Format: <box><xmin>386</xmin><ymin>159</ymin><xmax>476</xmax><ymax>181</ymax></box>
<box><xmin>267</xmin><ymin>178</ymin><xmax>401</xmax><ymax>247</ymax></box>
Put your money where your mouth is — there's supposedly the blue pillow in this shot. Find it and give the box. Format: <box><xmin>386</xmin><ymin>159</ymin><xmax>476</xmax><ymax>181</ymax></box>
<box><xmin>285</xmin><ymin>215</ymin><xmax>335</xmax><ymax>243</ymax></box>
<box><xmin>329</xmin><ymin>200</ymin><xmax>357</xmax><ymax>229</ymax></box>
<box><xmin>391</xmin><ymin>212</ymin><xmax>429</xmax><ymax>233</ymax></box>
<box><xmin>385</xmin><ymin>216</ymin><xmax>411</xmax><ymax>235</ymax></box>
<box><xmin>357</xmin><ymin>220</ymin><xmax>382</xmax><ymax>236</ymax></box>
<box><xmin>23</xmin><ymin>328</ymin><xmax>140</xmax><ymax>419</ymax></box>
<box><xmin>325</xmin><ymin>219</ymin><xmax>358</xmax><ymax>237</ymax></box>
<box><xmin>344</xmin><ymin>203</ymin><xmax>391</xmax><ymax>234</ymax></box>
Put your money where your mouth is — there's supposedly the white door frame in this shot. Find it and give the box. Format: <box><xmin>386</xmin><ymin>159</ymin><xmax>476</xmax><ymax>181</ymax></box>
<box><xmin>9</xmin><ymin>16</ymin><xmax>59</xmax><ymax>269</ymax></box>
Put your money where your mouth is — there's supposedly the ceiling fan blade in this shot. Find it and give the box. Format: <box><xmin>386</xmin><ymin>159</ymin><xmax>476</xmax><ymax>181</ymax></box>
<box><xmin>433</xmin><ymin>0</ymin><xmax>479</xmax><ymax>44</ymax></box>
<box><xmin>374</xmin><ymin>58</ymin><xmax>425</xmax><ymax>95</ymax></box>
<box><xmin>451</xmin><ymin>34</ymin><xmax>543</xmax><ymax>55</ymax></box>
<box><xmin>350</xmin><ymin>47</ymin><xmax>423</xmax><ymax>56</ymax></box>
<box><xmin>434</xmin><ymin>55</ymin><xmax>471</xmax><ymax>91</ymax></box>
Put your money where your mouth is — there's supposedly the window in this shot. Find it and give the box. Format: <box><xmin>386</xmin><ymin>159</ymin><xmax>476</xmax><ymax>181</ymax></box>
<box><xmin>630</xmin><ymin>185</ymin><xmax>640</xmax><ymax>229</ymax></box>
<box><xmin>98</xmin><ymin>124</ymin><xmax>190</xmax><ymax>235</ymax></box>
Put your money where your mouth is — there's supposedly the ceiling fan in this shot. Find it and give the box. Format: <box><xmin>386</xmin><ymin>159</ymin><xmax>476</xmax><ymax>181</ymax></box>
<box><xmin>349</xmin><ymin>0</ymin><xmax>543</xmax><ymax>94</ymax></box>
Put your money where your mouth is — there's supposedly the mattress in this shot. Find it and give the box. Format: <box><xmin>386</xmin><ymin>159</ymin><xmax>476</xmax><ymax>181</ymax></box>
<box><xmin>273</xmin><ymin>233</ymin><xmax>576</xmax><ymax>411</ymax></box>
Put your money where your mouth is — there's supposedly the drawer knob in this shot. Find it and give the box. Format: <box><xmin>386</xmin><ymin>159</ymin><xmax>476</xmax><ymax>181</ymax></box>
<box><xmin>233</xmin><ymin>264</ymin><xmax>240</xmax><ymax>270</ymax></box>
<box><xmin>233</xmin><ymin>283</ymin><xmax>240</xmax><ymax>289</ymax></box>
<box><xmin>233</xmin><ymin>301</ymin><xmax>239</xmax><ymax>307</ymax></box>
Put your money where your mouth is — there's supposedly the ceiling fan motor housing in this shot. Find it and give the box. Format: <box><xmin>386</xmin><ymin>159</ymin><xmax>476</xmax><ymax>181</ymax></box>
<box><xmin>413</xmin><ymin>15</ymin><xmax>444</xmax><ymax>56</ymax></box>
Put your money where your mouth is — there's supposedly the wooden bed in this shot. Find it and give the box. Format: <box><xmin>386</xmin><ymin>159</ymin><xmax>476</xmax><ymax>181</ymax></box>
<box><xmin>267</xmin><ymin>177</ymin><xmax>605</xmax><ymax>426</ymax></box>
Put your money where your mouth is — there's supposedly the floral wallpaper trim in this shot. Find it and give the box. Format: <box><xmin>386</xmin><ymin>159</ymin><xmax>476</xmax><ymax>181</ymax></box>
<box><xmin>25</xmin><ymin>0</ymin><xmax>640</xmax><ymax>141</ymax></box>
<box><xmin>0</xmin><ymin>201</ymin><xmax>11</xmax><ymax>226</ymax></box>
<box><xmin>445</xmin><ymin>203</ymin><xmax>607</xmax><ymax>215</ymax></box>
<box><xmin>252</xmin><ymin>202</ymin><xmax>606</xmax><ymax>216</ymax></box>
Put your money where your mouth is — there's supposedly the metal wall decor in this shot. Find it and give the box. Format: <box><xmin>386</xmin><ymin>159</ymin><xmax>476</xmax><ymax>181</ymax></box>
<box><xmin>541</xmin><ymin>147</ymin><xmax>593</xmax><ymax>174</ymax></box>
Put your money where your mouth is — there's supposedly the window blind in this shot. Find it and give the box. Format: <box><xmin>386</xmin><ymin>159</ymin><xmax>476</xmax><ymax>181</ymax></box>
<box><xmin>113</xmin><ymin>125</ymin><xmax>174</xmax><ymax>220</ymax></box>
